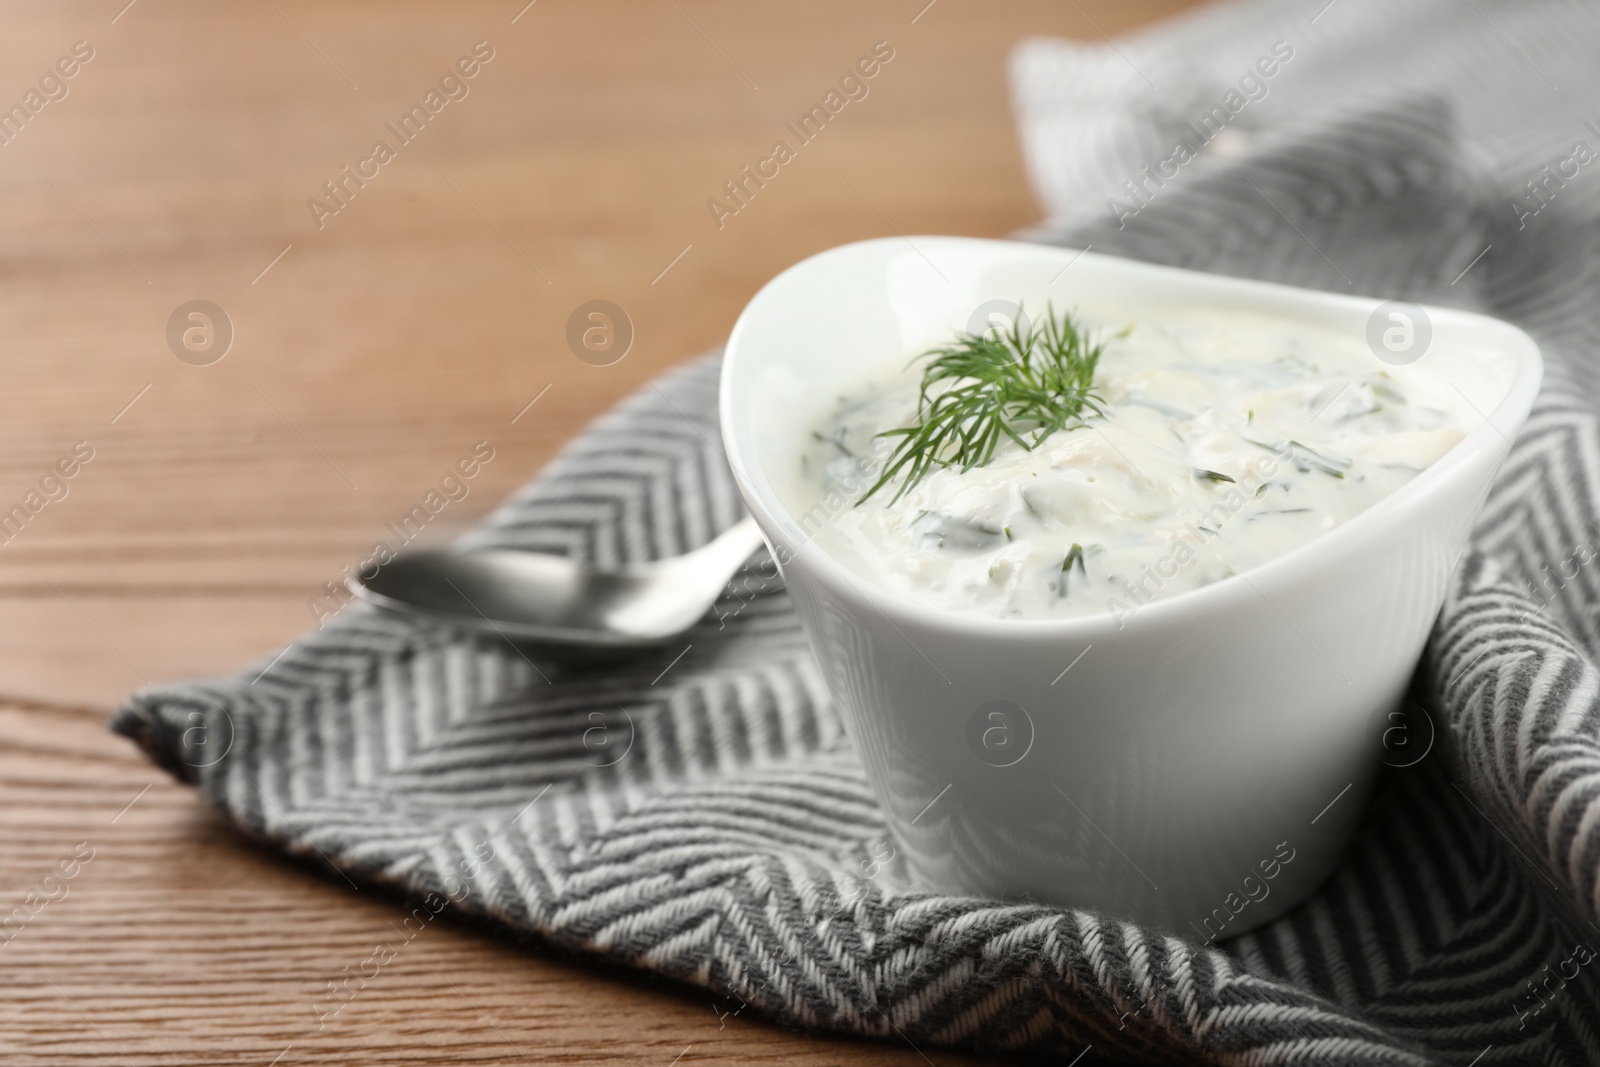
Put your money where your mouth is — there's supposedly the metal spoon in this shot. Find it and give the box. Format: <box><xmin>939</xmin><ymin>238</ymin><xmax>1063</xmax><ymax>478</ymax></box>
<box><xmin>349</xmin><ymin>517</ymin><xmax>768</xmax><ymax>647</ymax></box>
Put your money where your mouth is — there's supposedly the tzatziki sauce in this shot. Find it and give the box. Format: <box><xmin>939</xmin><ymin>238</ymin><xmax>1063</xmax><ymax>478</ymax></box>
<box><xmin>793</xmin><ymin>306</ymin><xmax>1474</xmax><ymax>622</ymax></box>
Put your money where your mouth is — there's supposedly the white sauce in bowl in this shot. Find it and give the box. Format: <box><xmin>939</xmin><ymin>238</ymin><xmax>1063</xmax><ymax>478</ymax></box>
<box><xmin>794</xmin><ymin>306</ymin><xmax>1475</xmax><ymax>621</ymax></box>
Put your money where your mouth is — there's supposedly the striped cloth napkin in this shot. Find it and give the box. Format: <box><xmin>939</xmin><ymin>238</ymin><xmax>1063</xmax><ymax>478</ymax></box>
<box><xmin>116</xmin><ymin>0</ymin><xmax>1600</xmax><ymax>1062</ymax></box>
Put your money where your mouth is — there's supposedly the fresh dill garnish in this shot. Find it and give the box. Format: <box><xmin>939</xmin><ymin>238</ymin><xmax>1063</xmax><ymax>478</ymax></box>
<box><xmin>859</xmin><ymin>304</ymin><xmax>1106</xmax><ymax>505</ymax></box>
<box><xmin>1193</xmin><ymin>468</ymin><xmax>1236</xmax><ymax>484</ymax></box>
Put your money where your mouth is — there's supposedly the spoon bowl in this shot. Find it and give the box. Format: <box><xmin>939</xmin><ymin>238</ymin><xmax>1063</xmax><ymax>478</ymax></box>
<box><xmin>351</xmin><ymin>517</ymin><xmax>765</xmax><ymax>646</ymax></box>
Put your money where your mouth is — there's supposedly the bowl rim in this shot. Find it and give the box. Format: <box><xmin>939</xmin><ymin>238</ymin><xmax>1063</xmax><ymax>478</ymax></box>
<box><xmin>720</xmin><ymin>235</ymin><xmax>1545</xmax><ymax>639</ymax></box>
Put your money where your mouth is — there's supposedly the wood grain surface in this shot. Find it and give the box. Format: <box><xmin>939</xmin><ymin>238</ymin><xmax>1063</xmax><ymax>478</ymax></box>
<box><xmin>0</xmin><ymin>1</ymin><xmax>1204</xmax><ymax>1063</ymax></box>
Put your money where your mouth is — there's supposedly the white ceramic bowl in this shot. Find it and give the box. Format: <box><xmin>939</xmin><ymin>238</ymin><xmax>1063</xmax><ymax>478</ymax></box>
<box><xmin>720</xmin><ymin>236</ymin><xmax>1541</xmax><ymax>936</ymax></box>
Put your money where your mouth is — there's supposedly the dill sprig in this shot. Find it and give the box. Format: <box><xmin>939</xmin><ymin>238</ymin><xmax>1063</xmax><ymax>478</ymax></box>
<box><xmin>860</xmin><ymin>304</ymin><xmax>1106</xmax><ymax>505</ymax></box>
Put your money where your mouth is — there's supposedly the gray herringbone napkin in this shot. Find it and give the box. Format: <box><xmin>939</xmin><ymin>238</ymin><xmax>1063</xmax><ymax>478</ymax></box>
<box><xmin>116</xmin><ymin>1</ymin><xmax>1600</xmax><ymax>1063</ymax></box>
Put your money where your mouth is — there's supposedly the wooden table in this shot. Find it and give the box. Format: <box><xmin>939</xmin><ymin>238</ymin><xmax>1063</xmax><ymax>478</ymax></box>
<box><xmin>0</xmin><ymin>1</ymin><xmax>1204</xmax><ymax>1062</ymax></box>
